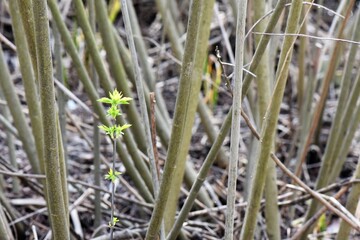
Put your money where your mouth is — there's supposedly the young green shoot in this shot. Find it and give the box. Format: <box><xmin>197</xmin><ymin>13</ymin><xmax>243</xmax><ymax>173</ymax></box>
<box><xmin>98</xmin><ymin>89</ymin><xmax>131</xmax><ymax>239</ymax></box>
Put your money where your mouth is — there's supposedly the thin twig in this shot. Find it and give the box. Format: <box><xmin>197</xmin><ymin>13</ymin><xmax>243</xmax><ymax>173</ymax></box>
<box><xmin>54</xmin><ymin>78</ymin><xmax>95</xmax><ymax>117</ymax></box>
<box><xmin>32</xmin><ymin>226</ymin><xmax>38</xmax><ymax>240</ymax></box>
<box><xmin>0</xmin><ymin>32</ymin><xmax>16</xmax><ymax>51</ymax></box>
<box><xmin>214</xmin><ymin>3</ymin><xmax>235</xmax><ymax>64</ymax></box>
<box><xmin>110</xmin><ymin>139</ymin><xmax>116</xmax><ymax>240</ymax></box>
<box><xmin>9</xmin><ymin>207</ymin><xmax>47</xmax><ymax>226</ymax></box>
<box><xmin>149</xmin><ymin>92</ymin><xmax>160</xmax><ymax>178</ymax></box>
<box><xmin>252</xmin><ymin>32</ymin><xmax>360</xmax><ymax>45</ymax></box>
<box><xmin>290</xmin><ymin>186</ymin><xmax>350</xmax><ymax>240</ymax></box>
<box><xmin>240</xmin><ymin>110</ymin><xmax>260</xmax><ymax>140</ymax></box>
<box><xmin>271</xmin><ymin>153</ymin><xmax>360</xmax><ymax>231</ymax></box>
<box><xmin>185</xmin><ymin>178</ymin><xmax>360</xmax><ymax>218</ymax></box>
<box><xmin>215</xmin><ymin>46</ymin><xmax>233</xmax><ymax>96</ymax></box>
<box><xmin>65</xmin><ymin>109</ymin><xmax>110</xmax><ymax>167</ymax></box>
<box><xmin>69</xmin><ymin>188</ymin><xmax>94</xmax><ymax>212</ymax></box>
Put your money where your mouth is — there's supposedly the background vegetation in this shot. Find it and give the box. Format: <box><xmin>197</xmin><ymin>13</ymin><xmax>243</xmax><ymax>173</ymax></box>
<box><xmin>0</xmin><ymin>0</ymin><xmax>359</xmax><ymax>239</ymax></box>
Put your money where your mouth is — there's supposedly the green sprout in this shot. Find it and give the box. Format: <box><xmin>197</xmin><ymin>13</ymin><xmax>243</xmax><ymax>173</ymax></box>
<box><xmin>108</xmin><ymin>217</ymin><xmax>120</xmax><ymax>228</ymax></box>
<box><xmin>98</xmin><ymin>89</ymin><xmax>132</xmax><ymax>140</ymax></box>
<box><xmin>105</xmin><ymin>168</ymin><xmax>121</xmax><ymax>183</ymax></box>
<box><xmin>98</xmin><ymin>89</ymin><xmax>132</xmax><ymax>109</ymax></box>
<box><xmin>97</xmin><ymin>89</ymin><xmax>132</xmax><ymax>235</ymax></box>
<box><xmin>98</xmin><ymin>124</ymin><xmax>132</xmax><ymax>139</ymax></box>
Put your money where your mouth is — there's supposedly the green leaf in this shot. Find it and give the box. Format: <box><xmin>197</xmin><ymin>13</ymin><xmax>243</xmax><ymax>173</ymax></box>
<box><xmin>113</xmin><ymin>217</ymin><xmax>120</xmax><ymax>225</ymax></box>
<box><xmin>97</xmin><ymin>97</ymin><xmax>112</xmax><ymax>104</ymax></box>
<box><xmin>118</xmin><ymin>97</ymin><xmax>132</xmax><ymax>104</ymax></box>
<box><xmin>98</xmin><ymin>125</ymin><xmax>110</xmax><ymax>133</ymax></box>
<box><xmin>114</xmin><ymin>124</ymin><xmax>132</xmax><ymax>137</ymax></box>
<box><xmin>111</xmin><ymin>90</ymin><xmax>132</xmax><ymax>105</ymax></box>
<box><xmin>120</xmin><ymin>123</ymin><xmax>132</xmax><ymax>131</ymax></box>
<box><xmin>99</xmin><ymin>125</ymin><xmax>116</xmax><ymax>139</ymax></box>
<box><xmin>108</xmin><ymin>216</ymin><xmax>120</xmax><ymax>227</ymax></box>
<box><xmin>317</xmin><ymin>213</ymin><xmax>327</xmax><ymax>232</ymax></box>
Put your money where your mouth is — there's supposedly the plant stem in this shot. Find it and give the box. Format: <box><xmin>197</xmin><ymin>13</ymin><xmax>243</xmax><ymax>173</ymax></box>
<box><xmin>163</xmin><ymin>0</ymin><xmax>216</xmax><ymax>232</ymax></box>
<box><xmin>120</xmin><ymin>2</ymin><xmax>166</xmax><ymax>237</ymax></box>
<box><xmin>242</xmin><ymin>0</ymin><xmax>287</xmax><ymax>95</ymax></box>
<box><xmin>125</xmin><ymin>0</ymin><xmax>170</xmax><ymax>124</ymax></box>
<box><xmin>253</xmin><ymin>0</ymin><xmax>281</xmax><ymax>239</ymax></box>
<box><xmin>33</xmin><ymin>0</ymin><xmax>69</xmax><ymax>238</ymax></box>
<box><xmin>110</xmin><ymin>139</ymin><xmax>116</xmax><ymax>240</ymax></box>
<box><xmin>154</xmin><ymin>0</ymin><xmax>183</xmax><ymax>59</ymax></box>
<box><xmin>166</xmin><ymin>108</ymin><xmax>233</xmax><ymax>240</ymax></box>
<box><xmin>146</xmin><ymin>0</ymin><xmax>216</xmax><ymax>238</ymax></box>
<box><xmin>295</xmin><ymin>0</ymin><xmax>355</xmax><ymax>178</ymax></box>
<box><xmin>224</xmin><ymin>0</ymin><xmax>247</xmax><ymax>239</ymax></box>
<box><xmin>87</xmin><ymin>0</ymin><xmax>102</xmax><ymax>229</ymax></box>
<box><xmin>120</xmin><ymin>0</ymin><xmax>159</xmax><ymax>198</ymax></box>
<box><xmin>0</xmin><ymin>203</ymin><xmax>14</xmax><ymax>240</ymax></box>
<box><xmin>336</xmin><ymin>154</ymin><xmax>360</xmax><ymax>240</ymax></box>
<box><xmin>240</xmin><ymin>1</ymin><xmax>303</xmax><ymax>239</ymax></box>
<box><xmin>17</xmin><ymin>0</ymin><xmax>38</xmax><ymax>79</ymax></box>
<box><xmin>0</xmin><ymin>34</ymin><xmax>40</xmax><ymax>176</ymax></box>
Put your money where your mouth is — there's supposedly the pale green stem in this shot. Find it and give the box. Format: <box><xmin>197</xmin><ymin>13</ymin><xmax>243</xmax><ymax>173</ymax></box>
<box><xmin>321</xmin><ymin>10</ymin><xmax>360</xmax><ymax>184</ymax></box>
<box><xmin>253</xmin><ymin>0</ymin><xmax>280</xmax><ymax>239</ymax></box>
<box><xmin>56</xmin><ymin>115</ymin><xmax>69</xmax><ymax>226</ymax></box>
<box><xmin>0</xmin><ymin>114</ymin><xmax>18</xmax><ymax>137</ymax></box>
<box><xmin>0</xmin><ymin>98</ymin><xmax>19</xmax><ymax>193</ymax></box>
<box><xmin>0</xmin><ymin>48</ymin><xmax>40</xmax><ymax>175</ymax></box>
<box><xmin>6</xmin><ymin>0</ymin><xmax>41</xmax><ymax>174</ymax></box>
<box><xmin>120</xmin><ymin>3</ymin><xmax>164</xmax><ymax>237</ymax></box>
<box><xmin>110</xmin><ymin>139</ymin><xmax>116</xmax><ymax>240</ymax></box>
<box><xmin>120</xmin><ymin>0</ymin><xmax>159</xmax><ymax>196</ymax></box>
<box><xmin>329</xmin><ymin>69</ymin><xmax>360</xmax><ymax>181</ymax></box>
<box><xmin>163</xmin><ymin>0</ymin><xmax>215</xmax><ymax>233</ymax></box>
<box><xmin>88</xmin><ymin>0</ymin><xmax>102</xmax><ymax>230</ymax></box>
<box><xmin>17</xmin><ymin>0</ymin><xmax>38</xmax><ymax>81</ymax></box>
<box><xmin>53</xmin><ymin>23</ymin><xmax>68</xmax><ymax>175</ymax></box>
<box><xmin>146</xmin><ymin>0</ymin><xmax>215</xmax><ymax>238</ymax></box>
<box><xmin>242</xmin><ymin>0</ymin><xmax>287</xmax><ymax>95</ymax></box>
<box><xmin>0</xmin><ymin>204</ymin><xmax>14</xmax><ymax>240</ymax></box>
<box><xmin>125</xmin><ymin>0</ymin><xmax>170</xmax><ymax>124</ymax></box>
<box><xmin>224</xmin><ymin>0</ymin><xmax>247</xmax><ymax>239</ymax></box>
<box><xmin>240</xmin><ymin>1</ymin><xmax>303</xmax><ymax>239</ymax></box>
<box><xmin>13</xmin><ymin>4</ymin><xmax>44</xmax><ymax>176</ymax></box>
<box><xmin>166</xmin><ymin>108</ymin><xmax>232</xmax><ymax>240</ymax></box>
<box><xmin>197</xmin><ymin>97</ymin><xmax>229</xmax><ymax>168</ymax></box>
<box><xmin>33</xmin><ymin>0</ymin><xmax>69</xmax><ymax>238</ymax></box>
